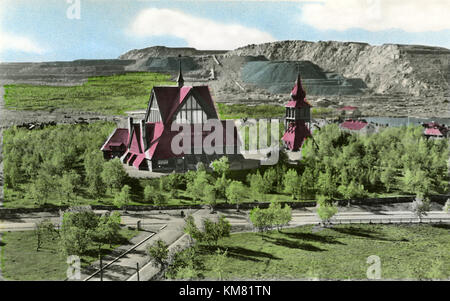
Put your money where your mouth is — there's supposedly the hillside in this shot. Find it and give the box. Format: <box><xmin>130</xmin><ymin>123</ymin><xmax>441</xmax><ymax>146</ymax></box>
<box><xmin>1</xmin><ymin>40</ymin><xmax>449</xmax><ymax>117</ymax></box>
<box><xmin>229</xmin><ymin>40</ymin><xmax>450</xmax><ymax>98</ymax></box>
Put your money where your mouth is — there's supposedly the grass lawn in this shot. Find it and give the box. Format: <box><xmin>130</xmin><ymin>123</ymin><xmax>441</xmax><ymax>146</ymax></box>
<box><xmin>186</xmin><ymin>224</ymin><xmax>450</xmax><ymax>280</ymax></box>
<box><xmin>0</xmin><ymin>228</ymin><xmax>138</xmax><ymax>281</ymax></box>
<box><xmin>4</xmin><ymin>72</ymin><xmax>174</xmax><ymax>115</ymax></box>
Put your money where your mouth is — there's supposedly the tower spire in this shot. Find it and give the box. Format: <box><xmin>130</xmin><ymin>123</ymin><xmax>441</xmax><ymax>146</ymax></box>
<box><xmin>177</xmin><ymin>56</ymin><xmax>184</xmax><ymax>88</ymax></box>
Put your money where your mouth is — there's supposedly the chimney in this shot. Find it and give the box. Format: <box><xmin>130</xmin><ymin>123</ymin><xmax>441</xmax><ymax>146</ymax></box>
<box><xmin>128</xmin><ymin>117</ymin><xmax>134</xmax><ymax>144</ymax></box>
<box><xmin>140</xmin><ymin>119</ymin><xmax>147</xmax><ymax>150</ymax></box>
<box><xmin>177</xmin><ymin>56</ymin><xmax>184</xmax><ymax>88</ymax></box>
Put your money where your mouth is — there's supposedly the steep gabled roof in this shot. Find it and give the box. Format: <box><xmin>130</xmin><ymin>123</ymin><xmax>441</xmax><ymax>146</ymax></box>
<box><xmin>151</xmin><ymin>85</ymin><xmax>218</xmax><ymax>124</ymax></box>
<box><xmin>129</xmin><ymin>124</ymin><xmax>143</xmax><ymax>153</ymax></box>
<box><xmin>101</xmin><ymin>128</ymin><xmax>129</xmax><ymax>151</ymax></box>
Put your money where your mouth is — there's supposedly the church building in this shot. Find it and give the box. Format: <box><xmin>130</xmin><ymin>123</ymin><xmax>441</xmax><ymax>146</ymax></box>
<box><xmin>282</xmin><ymin>74</ymin><xmax>312</xmax><ymax>151</ymax></box>
<box><xmin>101</xmin><ymin>67</ymin><xmax>241</xmax><ymax>172</ymax></box>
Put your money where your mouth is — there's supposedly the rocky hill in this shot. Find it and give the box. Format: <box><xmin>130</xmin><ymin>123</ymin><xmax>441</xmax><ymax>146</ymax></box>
<box><xmin>229</xmin><ymin>40</ymin><xmax>449</xmax><ymax>98</ymax></box>
<box><xmin>1</xmin><ymin>41</ymin><xmax>448</xmax><ymax>117</ymax></box>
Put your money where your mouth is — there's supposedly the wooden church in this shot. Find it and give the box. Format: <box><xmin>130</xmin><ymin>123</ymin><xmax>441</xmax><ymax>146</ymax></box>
<box><xmin>282</xmin><ymin>74</ymin><xmax>312</xmax><ymax>151</ymax></box>
<box><xmin>101</xmin><ymin>67</ymin><xmax>241</xmax><ymax>172</ymax></box>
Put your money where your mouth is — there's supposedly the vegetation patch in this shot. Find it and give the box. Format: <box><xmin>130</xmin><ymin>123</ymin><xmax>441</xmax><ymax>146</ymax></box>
<box><xmin>2</xmin><ymin>123</ymin><xmax>448</xmax><ymax>209</ymax></box>
<box><xmin>171</xmin><ymin>224</ymin><xmax>450</xmax><ymax>280</ymax></box>
<box><xmin>0</xmin><ymin>227</ymin><xmax>138</xmax><ymax>281</ymax></box>
<box><xmin>4</xmin><ymin>72</ymin><xmax>174</xmax><ymax>115</ymax></box>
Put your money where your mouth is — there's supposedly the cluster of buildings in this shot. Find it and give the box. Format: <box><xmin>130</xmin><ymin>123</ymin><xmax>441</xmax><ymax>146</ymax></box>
<box><xmin>101</xmin><ymin>67</ymin><xmax>448</xmax><ymax>173</ymax></box>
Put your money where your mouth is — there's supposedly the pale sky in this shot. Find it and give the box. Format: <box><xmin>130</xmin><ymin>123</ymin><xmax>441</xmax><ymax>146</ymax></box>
<box><xmin>0</xmin><ymin>0</ymin><xmax>449</xmax><ymax>62</ymax></box>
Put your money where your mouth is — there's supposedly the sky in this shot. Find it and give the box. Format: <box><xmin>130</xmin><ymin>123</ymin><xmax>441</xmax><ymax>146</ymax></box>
<box><xmin>0</xmin><ymin>0</ymin><xmax>449</xmax><ymax>62</ymax></box>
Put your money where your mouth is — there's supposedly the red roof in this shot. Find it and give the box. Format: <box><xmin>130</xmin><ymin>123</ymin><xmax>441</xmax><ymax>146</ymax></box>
<box><xmin>101</xmin><ymin>128</ymin><xmax>129</xmax><ymax>151</ymax></box>
<box><xmin>338</xmin><ymin>106</ymin><xmax>358</xmax><ymax>111</ymax></box>
<box><xmin>286</xmin><ymin>75</ymin><xmax>311</xmax><ymax>109</ymax></box>
<box><xmin>145</xmin><ymin>121</ymin><xmax>241</xmax><ymax>160</ymax></box>
<box><xmin>133</xmin><ymin>154</ymin><xmax>146</xmax><ymax>169</ymax></box>
<box><xmin>153</xmin><ymin>85</ymin><xmax>218</xmax><ymax>124</ymax></box>
<box><xmin>340</xmin><ymin>120</ymin><xmax>368</xmax><ymax>131</ymax></box>
<box><xmin>282</xmin><ymin>121</ymin><xmax>311</xmax><ymax>151</ymax></box>
<box><xmin>425</xmin><ymin>128</ymin><xmax>444</xmax><ymax>136</ymax></box>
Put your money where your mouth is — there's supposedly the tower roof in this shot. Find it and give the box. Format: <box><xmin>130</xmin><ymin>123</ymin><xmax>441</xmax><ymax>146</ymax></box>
<box><xmin>286</xmin><ymin>73</ymin><xmax>311</xmax><ymax>108</ymax></box>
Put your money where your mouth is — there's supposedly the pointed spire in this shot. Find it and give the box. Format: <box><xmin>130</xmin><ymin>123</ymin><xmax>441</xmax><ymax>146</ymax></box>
<box><xmin>177</xmin><ymin>57</ymin><xmax>184</xmax><ymax>88</ymax></box>
<box><xmin>290</xmin><ymin>72</ymin><xmax>306</xmax><ymax>101</ymax></box>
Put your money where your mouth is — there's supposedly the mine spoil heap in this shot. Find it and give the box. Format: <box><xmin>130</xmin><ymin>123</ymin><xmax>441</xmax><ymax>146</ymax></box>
<box><xmin>1</xmin><ymin>40</ymin><xmax>449</xmax><ymax>117</ymax></box>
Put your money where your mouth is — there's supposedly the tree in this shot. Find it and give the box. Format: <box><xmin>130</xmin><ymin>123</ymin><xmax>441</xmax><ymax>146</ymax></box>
<box><xmin>444</xmin><ymin>199</ymin><xmax>450</xmax><ymax>213</ymax></box>
<box><xmin>269</xmin><ymin>202</ymin><xmax>292</xmax><ymax>231</ymax></box>
<box><xmin>402</xmin><ymin>168</ymin><xmax>432</xmax><ymax>196</ymax></box>
<box><xmin>95</xmin><ymin>212</ymin><xmax>122</xmax><ymax>247</ymax></box>
<box><xmin>316</xmin><ymin>195</ymin><xmax>338</xmax><ymax>227</ymax></box>
<box><xmin>59</xmin><ymin>170</ymin><xmax>81</xmax><ymax>204</ymax></box>
<box><xmin>337</xmin><ymin>181</ymin><xmax>367</xmax><ymax>201</ymax></box>
<box><xmin>212</xmin><ymin>156</ymin><xmax>230</xmax><ymax>199</ymax></box>
<box><xmin>248</xmin><ymin>171</ymin><xmax>268</xmax><ymax>202</ymax></box>
<box><xmin>225</xmin><ymin>180</ymin><xmax>247</xmax><ymax>211</ymax></box>
<box><xmin>187</xmin><ymin>171</ymin><xmax>211</xmax><ymax>202</ymax></box>
<box><xmin>249</xmin><ymin>207</ymin><xmax>272</xmax><ymax>233</ymax></box>
<box><xmin>27</xmin><ymin>170</ymin><xmax>56</xmax><ymax>206</ymax></box>
<box><xmin>283</xmin><ymin>169</ymin><xmax>301</xmax><ymax>200</ymax></box>
<box><xmin>411</xmin><ymin>194</ymin><xmax>431</xmax><ymax>223</ymax></box>
<box><xmin>143</xmin><ymin>185</ymin><xmax>155</xmax><ymax>203</ymax></box>
<box><xmin>202</xmin><ymin>216</ymin><xmax>231</xmax><ymax>246</ymax></box>
<box><xmin>101</xmin><ymin>158</ymin><xmax>127</xmax><ymax>192</ymax></box>
<box><xmin>299</xmin><ymin>167</ymin><xmax>316</xmax><ymax>200</ymax></box>
<box><xmin>184</xmin><ymin>215</ymin><xmax>230</xmax><ymax>246</ymax></box>
<box><xmin>84</xmin><ymin>150</ymin><xmax>105</xmax><ymax>196</ymax></box>
<box><xmin>153</xmin><ymin>192</ymin><xmax>168</xmax><ymax>207</ymax></box>
<box><xmin>263</xmin><ymin>168</ymin><xmax>278</xmax><ymax>193</ymax></box>
<box><xmin>59</xmin><ymin>210</ymin><xmax>100</xmax><ymax>256</ymax></box>
<box><xmin>114</xmin><ymin>185</ymin><xmax>131</xmax><ymax>209</ymax></box>
<box><xmin>203</xmin><ymin>184</ymin><xmax>217</xmax><ymax>212</ymax></box>
<box><xmin>317</xmin><ymin>169</ymin><xmax>338</xmax><ymax>199</ymax></box>
<box><xmin>143</xmin><ymin>185</ymin><xmax>167</xmax><ymax>206</ymax></box>
<box><xmin>380</xmin><ymin>167</ymin><xmax>396</xmax><ymax>193</ymax></box>
<box><xmin>147</xmin><ymin>239</ymin><xmax>169</xmax><ymax>277</ymax></box>
<box><xmin>212</xmin><ymin>248</ymin><xmax>228</xmax><ymax>280</ymax></box>
<box><xmin>35</xmin><ymin>219</ymin><xmax>58</xmax><ymax>251</ymax></box>
<box><xmin>183</xmin><ymin>215</ymin><xmax>203</xmax><ymax>243</ymax></box>
<box><xmin>211</xmin><ymin>156</ymin><xmax>229</xmax><ymax>179</ymax></box>
<box><xmin>166</xmin><ymin>246</ymin><xmax>202</xmax><ymax>280</ymax></box>
<box><xmin>214</xmin><ymin>174</ymin><xmax>229</xmax><ymax>200</ymax></box>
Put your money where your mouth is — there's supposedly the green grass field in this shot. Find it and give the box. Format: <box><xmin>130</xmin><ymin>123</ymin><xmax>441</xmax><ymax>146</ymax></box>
<box><xmin>4</xmin><ymin>72</ymin><xmax>174</xmax><ymax>115</ymax></box>
<box><xmin>0</xmin><ymin>228</ymin><xmax>138</xmax><ymax>281</ymax></box>
<box><xmin>183</xmin><ymin>224</ymin><xmax>450</xmax><ymax>280</ymax></box>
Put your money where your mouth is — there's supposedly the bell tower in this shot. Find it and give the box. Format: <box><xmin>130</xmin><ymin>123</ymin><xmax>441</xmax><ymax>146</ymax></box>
<box><xmin>282</xmin><ymin>73</ymin><xmax>312</xmax><ymax>151</ymax></box>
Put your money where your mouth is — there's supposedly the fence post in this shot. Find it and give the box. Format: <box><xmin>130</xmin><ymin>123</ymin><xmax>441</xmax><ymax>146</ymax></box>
<box><xmin>99</xmin><ymin>255</ymin><xmax>103</xmax><ymax>281</ymax></box>
<box><xmin>137</xmin><ymin>262</ymin><xmax>140</xmax><ymax>281</ymax></box>
<box><xmin>137</xmin><ymin>220</ymin><xmax>141</xmax><ymax>231</ymax></box>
